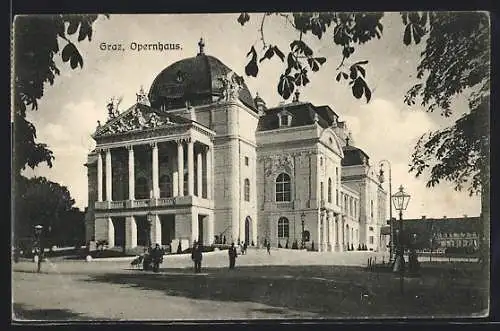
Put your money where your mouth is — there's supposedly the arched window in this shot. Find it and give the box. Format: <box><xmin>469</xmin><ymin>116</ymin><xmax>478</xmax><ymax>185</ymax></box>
<box><xmin>159</xmin><ymin>175</ymin><xmax>172</xmax><ymax>198</ymax></box>
<box><xmin>135</xmin><ymin>177</ymin><xmax>149</xmax><ymax>199</ymax></box>
<box><xmin>328</xmin><ymin>178</ymin><xmax>332</xmax><ymax>203</ymax></box>
<box><xmin>320</xmin><ymin>182</ymin><xmax>324</xmax><ymax>201</ymax></box>
<box><xmin>278</xmin><ymin>217</ymin><xmax>290</xmax><ymax>238</ymax></box>
<box><xmin>244</xmin><ymin>178</ymin><xmax>250</xmax><ymax>201</ymax></box>
<box><xmin>275</xmin><ymin>173</ymin><xmax>291</xmax><ymax>202</ymax></box>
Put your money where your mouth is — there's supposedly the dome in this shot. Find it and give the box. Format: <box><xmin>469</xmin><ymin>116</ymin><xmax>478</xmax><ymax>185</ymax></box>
<box><xmin>341</xmin><ymin>144</ymin><xmax>370</xmax><ymax>166</ymax></box>
<box><xmin>148</xmin><ymin>53</ymin><xmax>257</xmax><ymax>111</ymax></box>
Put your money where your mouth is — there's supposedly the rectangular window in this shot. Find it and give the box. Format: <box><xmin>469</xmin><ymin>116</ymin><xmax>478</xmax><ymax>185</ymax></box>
<box><xmin>245</xmin><ymin>156</ymin><xmax>249</xmax><ymax>166</ymax></box>
<box><xmin>336</xmin><ymin>189</ymin><xmax>339</xmax><ymax>206</ymax></box>
<box><xmin>280</xmin><ymin>116</ymin><xmax>289</xmax><ymax>126</ymax></box>
<box><xmin>369</xmin><ymin>236</ymin><xmax>374</xmax><ymax>244</ymax></box>
<box><xmin>320</xmin><ymin>182</ymin><xmax>324</xmax><ymax>201</ymax></box>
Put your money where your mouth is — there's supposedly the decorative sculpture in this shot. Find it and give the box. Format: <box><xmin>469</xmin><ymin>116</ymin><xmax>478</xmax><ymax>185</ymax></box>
<box><xmin>136</xmin><ymin>86</ymin><xmax>150</xmax><ymax>106</ymax></box>
<box><xmin>218</xmin><ymin>71</ymin><xmax>244</xmax><ymax>101</ymax></box>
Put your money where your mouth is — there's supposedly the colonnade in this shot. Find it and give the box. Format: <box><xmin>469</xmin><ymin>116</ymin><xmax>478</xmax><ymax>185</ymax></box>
<box><xmin>96</xmin><ymin>138</ymin><xmax>213</xmax><ymax>201</ymax></box>
<box><xmin>318</xmin><ymin>211</ymin><xmax>347</xmax><ymax>252</ymax></box>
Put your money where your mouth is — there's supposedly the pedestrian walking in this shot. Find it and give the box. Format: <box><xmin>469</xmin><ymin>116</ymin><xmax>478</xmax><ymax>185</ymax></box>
<box><xmin>191</xmin><ymin>242</ymin><xmax>203</xmax><ymax>273</ymax></box>
<box><xmin>242</xmin><ymin>242</ymin><xmax>247</xmax><ymax>255</ymax></box>
<box><xmin>266</xmin><ymin>241</ymin><xmax>271</xmax><ymax>255</ymax></box>
<box><xmin>228</xmin><ymin>243</ymin><xmax>237</xmax><ymax>269</ymax></box>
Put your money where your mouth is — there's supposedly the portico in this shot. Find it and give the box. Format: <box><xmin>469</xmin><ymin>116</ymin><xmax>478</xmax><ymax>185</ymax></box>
<box><xmin>90</xmin><ymin>102</ymin><xmax>215</xmax><ymax>250</ymax></box>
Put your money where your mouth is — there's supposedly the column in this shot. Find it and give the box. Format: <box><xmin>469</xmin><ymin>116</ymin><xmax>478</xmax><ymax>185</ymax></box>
<box><xmin>105</xmin><ymin>148</ymin><xmax>112</xmax><ymax>201</ymax></box>
<box><xmin>335</xmin><ymin>215</ymin><xmax>340</xmax><ymax>252</ymax></box>
<box><xmin>187</xmin><ymin>139</ymin><xmax>194</xmax><ymax>196</ymax></box>
<box><xmin>317</xmin><ymin>212</ymin><xmax>321</xmax><ymax>252</ymax></box>
<box><xmin>197</xmin><ymin>151</ymin><xmax>203</xmax><ymax>197</ymax></box>
<box><xmin>151</xmin><ymin>142</ymin><xmax>159</xmax><ymax>198</ymax></box>
<box><xmin>206</xmin><ymin>146</ymin><xmax>212</xmax><ymax>200</ymax></box>
<box><xmin>177</xmin><ymin>140</ymin><xmax>184</xmax><ymax>196</ymax></box>
<box><xmin>322</xmin><ymin>211</ymin><xmax>327</xmax><ymax>252</ymax></box>
<box><xmin>341</xmin><ymin>219</ymin><xmax>346</xmax><ymax>251</ymax></box>
<box><xmin>328</xmin><ymin>212</ymin><xmax>334</xmax><ymax>251</ymax></box>
<box><xmin>125</xmin><ymin>216</ymin><xmax>137</xmax><ymax>249</ymax></box>
<box><xmin>97</xmin><ymin>150</ymin><xmax>103</xmax><ymax>202</ymax></box>
<box><xmin>107</xmin><ymin>217</ymin><xmax>115</xmax><ymax>248</ymax></box>
<box><xmin>128</xmin><ymin>146</ymin><xmax>135</xmax><ymax>200</ymax></box>
<box><xmin>150</xmin><ymin>214</ymin><xmax>161</xmax><ymax>246</ymax></box>
<box><xmin>207</xmin><ymin>214</ymin><xmax>214</xmax><ymax>245</ymax></box>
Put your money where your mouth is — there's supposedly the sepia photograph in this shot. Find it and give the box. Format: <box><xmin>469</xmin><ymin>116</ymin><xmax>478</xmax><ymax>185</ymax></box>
<box><xmin>11</xmin><ymin>12</ymin><xmax>491</xmax><ymax>321</ymax></box>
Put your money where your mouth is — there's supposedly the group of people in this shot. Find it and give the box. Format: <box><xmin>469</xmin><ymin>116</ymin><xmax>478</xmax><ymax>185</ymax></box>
<box><xmin>143</xmin><ymin>243</ymin><xmax>165</xmax><ymax>272</ymax></box>
<box><xmin>146</xmin><ymin>239</ymin><xmax>273</xmax><ymax>274</ymax></box>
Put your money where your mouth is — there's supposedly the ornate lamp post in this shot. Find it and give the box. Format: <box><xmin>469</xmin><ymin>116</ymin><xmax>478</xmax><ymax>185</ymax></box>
<box><xmin>392</xmin><ymin>185</ymin><xmax>411</xmax><ymax>294</ymax></box>
<box><xmin>378</xmin><ymin>160</ymin><xmax>393</xmax><ymax>263</ymax></box>
<box><xmin>301</xmin><ymin>212</ymin><xmax>306</xmax><ymax>249</ymax></box>
<box><xmin>146</xmin><ymin>211</ymin><xmax>153</xmax><ymax>249</ymax></box>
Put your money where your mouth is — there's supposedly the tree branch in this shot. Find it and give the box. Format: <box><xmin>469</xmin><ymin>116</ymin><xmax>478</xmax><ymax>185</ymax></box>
<box><xmin>279</xmin><ymin>13</ymin><xmax>296</xmax><ymax>28</ymax></box>
<box><xmin>259</xmin><ymin>14</ymin><xmax>268</xmax><ymax>49</ymax></box>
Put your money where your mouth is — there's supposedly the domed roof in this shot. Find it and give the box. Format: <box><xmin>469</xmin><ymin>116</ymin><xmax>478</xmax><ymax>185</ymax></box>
<box><xmin>148</xmin><ymin>53</ymin><xmax>257</xmax><ymax>111</ymax></box>
<box><xmin>341</xmin><ymin>144</ymin><xmax>370</xmax><ymax>166</ymax></box>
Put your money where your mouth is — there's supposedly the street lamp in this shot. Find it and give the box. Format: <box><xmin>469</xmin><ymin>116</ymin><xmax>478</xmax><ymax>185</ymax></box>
<box><xmin>146</xmin><ymin>211</ymin><xmax>153</xmax><ymax>249</ymax></box>
<box><xmin>301</xmin><ymin>212</ymin><xmax>306</xmax><ymax>249</ymax></box>
<box><xmin>392</xmin><ymin>185</ymin><xmax>411</xmax><ymax>294</ymax></box>
<box><xmin>378</xmin><ymin>160</ymin><xmax>393</xmax><ymax>263</ymax></box>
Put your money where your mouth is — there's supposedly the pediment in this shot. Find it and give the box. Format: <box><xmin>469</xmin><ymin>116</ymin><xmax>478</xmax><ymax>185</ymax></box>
<box><xmin>320</xmin><ymin>128</ymin><xmax>344</xmax><ymax>158</ymax></box>
<box><xmin>93</xmin><ymin>104</ymin><xmax>182</xmax><ymax>138</ymax></box>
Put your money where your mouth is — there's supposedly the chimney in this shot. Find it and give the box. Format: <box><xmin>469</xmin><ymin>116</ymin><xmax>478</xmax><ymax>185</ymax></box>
<box><xmin>421</xmin><ymin>216</ymin><xmax>426</xmax><ymax>220</ymax></box>
<box><xmin>463</xmin><ymin>214</ymin><xmax>468</xmax><ymax>218</ymax></box>
<box><xmin>443</xmin><ymin>216</ymin><xmax>447</xmax><ymax>219</ymax></box>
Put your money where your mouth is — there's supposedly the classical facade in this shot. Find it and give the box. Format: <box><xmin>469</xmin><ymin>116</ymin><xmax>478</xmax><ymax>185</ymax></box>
<box><xmin>85</xmin><ymin>41</ymin><xmax>387</xmax><ymax>252</ymax></box>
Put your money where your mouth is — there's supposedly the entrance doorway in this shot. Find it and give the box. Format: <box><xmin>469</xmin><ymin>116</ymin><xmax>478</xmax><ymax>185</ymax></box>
<box><xmin>112</xmin><ymin>217</ymin><xmax>125</xmax><ymax>248</ymax></box>
<box><xmin>198</xmin><ymin>215</ymin><xmax>204</xmax><ymax>245</ymax></box>
<box><xmin>244</xmin><ymin>216</ymin><xmax>252</xmax><ymax>245</ymax></box>
<box><xmin>160</xmin><ymin>214</ymin><xmax>175</xmax><ymax>246</ymax></box>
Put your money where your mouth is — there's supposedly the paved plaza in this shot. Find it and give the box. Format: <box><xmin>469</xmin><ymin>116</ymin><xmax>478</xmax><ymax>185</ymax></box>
<box><xmin>12</xmin><ymin>249</ymin><xmax>488</xmax><ymax>321</ymax></box>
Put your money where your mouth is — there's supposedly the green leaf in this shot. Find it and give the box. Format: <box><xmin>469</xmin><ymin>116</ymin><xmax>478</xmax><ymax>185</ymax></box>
<box><xmin>356</xmin><ymin>65</ymin><xmax>366</xmax><ymax>78</ymax></box>
<box><xmin>237</xmin><ymin>13</ymin><xmax>250</xmax><ymax>26</ymax></box>
<box><xmin>278</xmin><ymin>74</ymin><xmax>295</xmax><ymax>100</ymax></box>
<box><xmin>273</xmin><ymin>46</ymin><xmax>285</xmax><ymax>62</ymax></box>
<box><xmin>307</xmin><ymin>58</ymin><xmax>319</xmax><ymax>72</ymax></box>
<box><xmin>352</xmin><ymin>77</ymin><xmax>364</xmax><ymax>99</ymax></box>
<box><xmin>315</xmin><ymin>57</ymin><xmax>326</xmax><ymax>65</ymax></box>
<box><xmin>61</xmin><ymin>42</ymin><xmax>76</xmax><ymax>63</ymax></box>
<box><xmin>403</xmin><ymin>24</ymin><xmax>412</xmax><ymax>45</ymax></box>
<box><xmin>69</xmin><ymin>49</ymin><xmax>83</xmax><ymax>69</ymax></box>
<box><xmin>67</xmin><ymin>20</ymin><xmax>80</xmax><ymax>35</ymax></box>
<box><xmin>259</xmin><ymin>46</ymin><xmax>275</xmax><ymax>63</ymax></box>
<box><xmin>245</xmin><ymin>46</ymin><xmax>258</xmax><ymax>77</ymax></box>
<box><xmin>365</xmin><ymin>84</ymin><xmax>372</xmax><ymax>102</ymax></box>
<box><xmin>354</xmin><ymin>60</ymin><xmax>369</xmax><ymax>65</ymax></box>
<box><xmin>287</xmin><ymin>52</ymin><xmax>299</xmax><ymax>70</ymax></box>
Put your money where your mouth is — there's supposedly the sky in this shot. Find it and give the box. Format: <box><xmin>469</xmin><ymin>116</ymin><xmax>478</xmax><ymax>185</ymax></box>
<box><xmin>20</xmin><ymin>13</ymin><xmax>482</xmax><ymax>219</ymax></box>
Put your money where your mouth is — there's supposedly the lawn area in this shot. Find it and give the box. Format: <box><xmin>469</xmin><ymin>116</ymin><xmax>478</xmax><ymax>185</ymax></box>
<box><xmin>84</xmin><ymin>263</ymin><xmax>488</xmax><ymax>318</ymax></box>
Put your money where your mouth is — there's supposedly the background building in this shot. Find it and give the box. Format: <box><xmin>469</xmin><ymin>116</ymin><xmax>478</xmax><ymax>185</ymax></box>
<box><xmin>380</xmin><ymin>215</ymin><xmax>480</xmax><ymax>251</ymax></box>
